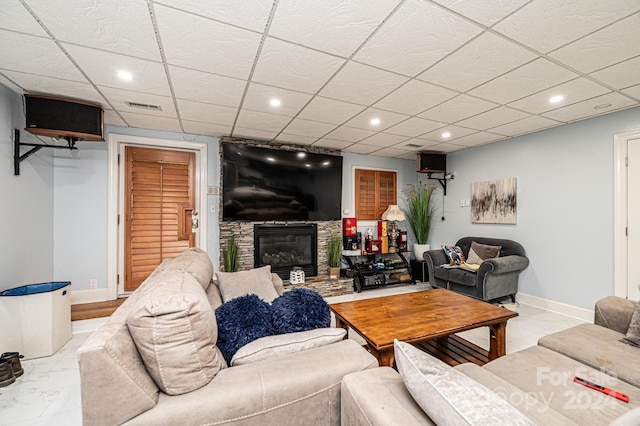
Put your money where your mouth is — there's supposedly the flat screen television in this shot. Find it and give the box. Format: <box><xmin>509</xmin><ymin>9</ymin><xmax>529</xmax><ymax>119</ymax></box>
<box><xmin>222</xmin><ymin>143</ymin><xmax>343</xmax><ymax>221</ymax></box>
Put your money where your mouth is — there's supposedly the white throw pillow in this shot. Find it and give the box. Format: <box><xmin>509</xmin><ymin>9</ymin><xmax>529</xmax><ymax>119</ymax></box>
<box><xmin>231</xmin><ymin>328</ymin><xmax>346</xmax><ymax>366</ymax></box>
<box><xmin>216</xmin><ymin>265</ymin><xmax>279</xmax><ymax>303</ymax></box>
<box><xmin>394</xmin><ymin>340</ymin><xmax>534</xmax><ymax>426</ymax></box>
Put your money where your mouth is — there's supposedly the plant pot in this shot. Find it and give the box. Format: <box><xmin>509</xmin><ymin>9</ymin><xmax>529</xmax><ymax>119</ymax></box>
<box><xmin>413</xmin><ymin>243</ymin><xmax>431</xmax><ymax>262</ymax></box>
<box><xmin>328</xmin><ymin>266</ymin><xmax>340</xmax><ymax>279</ymax></box>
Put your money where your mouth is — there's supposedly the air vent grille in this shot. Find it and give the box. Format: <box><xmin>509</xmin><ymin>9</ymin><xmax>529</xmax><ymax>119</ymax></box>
<box><xmin>405</xmin><ymin>143</ymin><xmax>422</xmax><ymax>148</ymax></box>
<box><xmin>126</xmin><ymin>102</ymin><xmax>162</xmax><ymax>111</ymax></box>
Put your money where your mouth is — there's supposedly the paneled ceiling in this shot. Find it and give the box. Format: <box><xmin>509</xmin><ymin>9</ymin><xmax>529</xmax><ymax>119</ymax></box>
<box><xmin>1</xmin><ymin>0</ymin><xmax>639</xmax><ymax>158</ymax></box>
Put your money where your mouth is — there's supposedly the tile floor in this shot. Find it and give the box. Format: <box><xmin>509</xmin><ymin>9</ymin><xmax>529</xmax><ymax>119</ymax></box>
<box><xmin>0</xmin><ymin>283</ymin><xmax>586</xmax><ymax>426</ymax></box>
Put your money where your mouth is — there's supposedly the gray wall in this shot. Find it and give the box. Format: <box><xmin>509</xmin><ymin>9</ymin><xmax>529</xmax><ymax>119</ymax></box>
<box><xmin>0</xmin><ymin>85</ymin><xmax>54</xmax><ymax>292</ymax></box>
<box><xmin>431</xmin><ymin>106</ymin><xmax>640</xmax><ymax>309</ymax></box>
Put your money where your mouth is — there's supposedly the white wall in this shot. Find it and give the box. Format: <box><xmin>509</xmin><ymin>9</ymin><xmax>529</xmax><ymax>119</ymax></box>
<box><xmin>431</xmin><ymin>106</ymin><xmax>640</xmax><ymax>309</ymax></box>
<box><xmin>0</xmin><ymin>85</ymin><xmax>54</xmax><ymax>292</ymax></box>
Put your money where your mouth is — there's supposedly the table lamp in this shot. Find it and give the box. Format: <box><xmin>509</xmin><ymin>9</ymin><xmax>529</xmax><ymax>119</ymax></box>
<box><xmin>381</xmin><ymin>205</ymin><xmax>405</xmax><ymax>252</ymax></box>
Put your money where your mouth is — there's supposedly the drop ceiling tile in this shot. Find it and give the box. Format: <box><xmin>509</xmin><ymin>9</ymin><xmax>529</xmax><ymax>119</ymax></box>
<box><xmin>419</xmin><ymin>94</ymin><xmax>499</xmax><ymax>123</ymax></box>
<box><xmin>120</xmin><ymin>112</ymin><xmax>182</xmax><ymax>132</ymax></box>
<box><xmin>359</xmin><ymin>133</ymin><xmax>409</xmax><ymax>147</ymax></box>
<box><xmin>426</xmin><ymin>142</ymin><xmax>466</xmax><ymax>153</ymax></box>
<box><xmin>508</xmin><ymin>78</ymin><xmax>612</xmax><ymax>114</ymax></box>
<box><xmin>373</xmin><ymin>80</ymin><xmax>457</xmax><ymax>115</ymax></box>
<box><xmin>456</xmin><ymin>106</ymin><xmax>530</xmax><ymax>131</ymax></box>
<box><xmin>297</xmin><ymin>97</ymin><xmax>366</xmax><ymax>125</ymax></box>
<box><xmin>354</xmin><ymin>0</ymin><xmax>481</xmax><ymax>76</ymax></box>
<box><xmin>549</xmin><ymin>13</ymin><xmax>640</xmax><ymax>74</ymax></box>
<box><xmin>27</xmin><ymin>0</ymin><xmax>161</xmax><ymax>60</ymax></box>
<box><xmin>252</xmin><ymin>38</ymin><xmax>345</xmax><ymax>94</ymax></box>
<box><xmin>169</xmin><ymin>66</ymin><xmax>245</xmax><ymax>108</ymax></box>
<box><xmin>1</xmin><ymin>71</ymin><xmax>103</xmax><ymax>104</ymax></box>
<box><xmin>418</xmin><ymin>32</ymin><xmax>536</xmax><ymax>92</ymax></box>
<box><xmin>64</xmin><ymin>44</ymin><xmax>171</xmax><ymax>96</ymax></box>
<box><xmin>343</xmin><ymin>108</ymin><xmax>408</xmax><ymax>131</ymax></box>
<box><xmin>541</xmin><ymin>93</ymin><xmax>638</xmax><ymax>123</ymax></box>
<box><xmin>488</xmin><ymin>115</ymin><xmax>561</xmax><ymax>137</ymax></box>
<box><xmin>493</xmin><ymin>0</ymin><xmax>640</xmax><ymax>53</ymax></box>
<box><xmin>589</xmin><ymin>56</ymin><xmax>640</xmax><ymax>90</ymax></box>
<box><xmin>269</xmin><ymin>0</ymin><xmax>399</xmax><ymax>57</ymax></box>
<box><xmin>419</xmin><ymin>125</ymin><xmax>477</xmax><ymax>143</ymax></box>
<box><xmin>181</xmin><ymin>120</ymin><xmax>232</xmax><ymax>137</ymax></box>
<box><xmin>0</xmin><ymin>74</ymin><xmax>22</xmax><ymax>93</ymax></box>
<box><xmin>153</xmin><ymin>0</ymin><xmax>272</xmax><ymax>32</ymax></box>
<box><xmin>1</xmin><ymin>0</ymin><xmax>48</xmax><ymax>36</ymax></box>
<box><xmin>385</xmin><ymin>117</ymin><xmax>445</xmax><ymax>138</ymax></box>
<box><xmin>451</xmin><ymin>132</ymin><xmax>507</xmax><ymax>147</ymax></box>
<box><xmin>232</xmin><ymin>127</ymin><xmax>278</xmax><ymax>140</ymax></box>
<box><xmin>396</xmin><ymin>151</ymin><xmax>421</xmax><ymax>160</ymax></box>
<box><xmin>242</xmin><ymin>83</ymin><xmax>312</xmax><ymax>117</ymax></box>
<box><xmin>104</xmin><ymin>109</ymin><xmax>127</xmax><ymax>127</ymax></box>
<box><xmin>312</xmin><ymin>139</ymin><xmax>353</xmax><ymax>150</ymax></box>
<box><xmin>282</xmin><ymin>118</ymin><xmax>337</xmax><ymax>138</ymax></box>
<box><xmin>274</xmin><ymin>134</ymin><xmax>318</xmax><ymax>145</ymax></box>
<box><xmin>176</xmin><ymin>99</ymin><xmax>238</xmax><ymax>124</ymax></box>
<box><xmin>468</xmin><ymin>59</ymin><xmax>578</xmax><ymax>104</ymax></box>
<box><xmin>235</xmin><ymin>110</ymin><xmax>291</xmax><ymax>133</ymax></box>
<box><xmin>374</xmin><ymin>146</ymin><xmax>413</xmax><ymax>157</ymax></box>
<box><xmin>342</xmin><ymin>143</ymin><xmax>381</xmax><ymax>154</ymax></box>
<box><xmin>0</xmin><ymin>31</ymin><xmax>86</xmax><ymax>81</ymax></box>
<box><xmin>155</xmin><ymin>5</ymin><xmax>261</xmax><ymax>80</ymax></box>
<box><xmin>324</xmin><ymin>126</ymin><xmax>376</xmax><ymax>142</ymax></box>
<box><xmin>431</xmin><ymin>0</ymin><xmax>530</xmax><ymax>27</ymax></box>
<box><xmin>399</xmin><ymin>138</ymin><xmax>438</xmax><ymax>150</ymax></box>
<box><xmin>319</xmin><ymin>61</ymin><xmax>408</xmax><ymax>105</ymax></box>
<box><xmin>622</xmin><ymin>84</ymin><xmax>640</xmax><ymax>100</ymax></box>
<box><xmin>100</xmin><ymin>86</ymin><xmax>177</xmax><ymax>117</ymax></box>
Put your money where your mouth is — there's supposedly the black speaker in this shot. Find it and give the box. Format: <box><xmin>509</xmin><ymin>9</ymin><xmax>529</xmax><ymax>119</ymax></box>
<box><xmin>24</xmin><ymin>94</ymin><xmax>104</xmax><ymax>141</ymax></box>
<box><xmin>417</xmin><ymin>151</ymin><xmax>446</xmax><ymax>173</ymax></box>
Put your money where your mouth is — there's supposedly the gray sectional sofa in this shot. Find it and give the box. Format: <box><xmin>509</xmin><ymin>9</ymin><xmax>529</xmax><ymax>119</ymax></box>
<box><xmin>77</xmin><ymin>248</ymin><xmax>377</xmax><ymax>425</ymax></box>
<box><xmin>341</xmin><ymin>296</ymin><xmax>640</xmax><ymax>425</ymax></box>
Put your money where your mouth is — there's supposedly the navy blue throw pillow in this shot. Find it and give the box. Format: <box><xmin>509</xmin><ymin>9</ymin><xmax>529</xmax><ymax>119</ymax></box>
<box><xmin>271</xmin><ymin>288</ymin><xmax>330</xmax><ymax>335</ymax></box>
<box><xmin>215</xmin><ymin>294</ymin><xmax>273</xmax><ymax>364</ymax></box>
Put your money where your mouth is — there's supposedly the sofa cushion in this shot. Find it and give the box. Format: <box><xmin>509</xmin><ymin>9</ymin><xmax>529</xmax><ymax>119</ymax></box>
<box><xmin>466</xmin><ymin>241</ymin><xmax>501</xmax><ymax>265</ymax></box>
<box><xmin>442</xmin><ymin>245</ymin><xmax>466</xmax><ymax>264</ymax></box>
<box><xmin>215</xmin><ymin>294</ymin><xmax>273</xmax><ymax>364</ymax></box>
<box><xmin>447</xmin><ymin>268</ymin><xmax>478</xmax><ymax>287</ymax></box>
<box><xmin>230</xmin><ymin>327</ymin><xmax>346</xmax><ymax>366</ymax></box>
<box><xmin>271</xmin><ymin>288</ymin><xmax>331</xmax><ymax>334</ymax></box>
<box><xmin>620</xmin><ymin>303</ymin><xmax>640</xmax><ymax>347</ymax></box>
<box><xmin>538</xmin><ymin>323</ymin><xmax>640</xmax><ymax>388</ymax></box>
<box><xmin>160</xmin><ymin>247</ymin><xmax>213</xmax><ymax>290</ymax></box>
<box><xmin>394</xmin><ymin>340</ymin><xmax>534</xmax><ymax>426</ymax></box>
<box><xmin>216</xmin><ymin>265</ymin><xmax>279</xmax><ymax>303</ymax></box>
<box><xmin>126</xmin><ymin>270</ymin><xmax>224</xmax><ymax>396</ymax></box>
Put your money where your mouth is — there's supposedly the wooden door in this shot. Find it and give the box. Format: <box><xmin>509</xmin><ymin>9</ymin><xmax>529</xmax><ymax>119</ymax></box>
<box><xmin>124</xmin><ymin>146</ymin><xmax>196</xmax><ymax>292</ymax></box>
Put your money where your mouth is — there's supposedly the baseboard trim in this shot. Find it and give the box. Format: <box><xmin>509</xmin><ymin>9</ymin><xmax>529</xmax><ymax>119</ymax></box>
<box><xmin>72</xmin><ymin>317</ymin><xmax>107</xmax><ymax>335</ymax></box>
<box><xmin>71</xmin><ymin>288</ymin><xmax>110</xmax><ymax>305</ymax></box>
<box><xmin>517</xmin><ymin>292</ymin><xmax>594</xmax><ymax>322</ymax></box>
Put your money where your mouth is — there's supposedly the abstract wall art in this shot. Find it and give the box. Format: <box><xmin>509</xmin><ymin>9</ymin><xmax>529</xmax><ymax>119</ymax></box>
<box><xmin>471</xmin><ymin>178</ymin><xmax>517</xmax><ymax>224</ymax></box>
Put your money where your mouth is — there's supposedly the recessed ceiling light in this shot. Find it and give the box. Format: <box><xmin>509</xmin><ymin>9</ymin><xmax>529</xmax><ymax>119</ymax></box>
<box><xmin>117</xmin><ymin>70</ymin><xmax>133</xmax><ymax>81</ymax></box>
<box><xmin>270</xmin><ymin>98</ymin><xmax>281</xmax><ymax>107</ymax></box>
<box><xmin>370</xmin><ymin>118</ymin><xmax>381</xmax><ymax>126</ymax></box>
<box><xmin>441</xmin><ymin>131</ymin><xmax>451</xmax><ymax>139</ymax></box>
<box><xmin>549</xmin><ymin>95</ymin><xmax>564</xmax><ymax>104</ymax></box>
<box><xmin>594</xmin><ymin>103</ymin><xmax>613</xmax><ymax>110</ymax></box>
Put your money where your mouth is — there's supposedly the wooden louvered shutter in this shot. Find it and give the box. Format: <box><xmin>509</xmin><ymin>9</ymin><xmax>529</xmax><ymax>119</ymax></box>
<box><xmin>124</xmin><ymin>146</ymin><xmax>195</xmax><ymax>292</ymax></box>
<box><xmin>355</xmin><ymin>169</ymin><xmax>397</xmax><ymax>220</ymax></box>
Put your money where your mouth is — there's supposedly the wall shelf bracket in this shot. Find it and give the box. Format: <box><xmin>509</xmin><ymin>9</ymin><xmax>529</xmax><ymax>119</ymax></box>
<box><xmin>14</xmin><ymin>129</ymin><xmax>78</xmax><ymax>176</ymax></box>
<box><xmin>425</xmin><ymin>172</ymin><xmax>454</xmax><ymax>196</ymax></box>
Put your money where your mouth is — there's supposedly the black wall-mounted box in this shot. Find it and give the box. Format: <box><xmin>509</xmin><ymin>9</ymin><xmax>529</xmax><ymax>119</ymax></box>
<box><xmin>24</xmin><ymin>94</ymin><xmax>104</xmax><ymax>141</ymax></box>
<box><xmin>417</xmin><ymin>151</ymin><xmax>447</xmax><ymax>173</ymax></box>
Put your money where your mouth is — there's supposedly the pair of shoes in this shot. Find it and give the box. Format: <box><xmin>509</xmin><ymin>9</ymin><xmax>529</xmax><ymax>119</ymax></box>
<box><xmin>1</xmin><ymin>352</ymin><xmax>24</xmax><ymax>377</ymax></box>
<box><xmin>0</xmin><ymin>358</ymin><xmax>15</xmax><ymax>387</ymax></box>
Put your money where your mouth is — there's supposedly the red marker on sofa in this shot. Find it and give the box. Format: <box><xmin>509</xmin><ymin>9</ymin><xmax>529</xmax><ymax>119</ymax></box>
<box><xmin>573</xmin><ymin>376</ymin><xmax>629</xmax><ymax>403</ymax></box>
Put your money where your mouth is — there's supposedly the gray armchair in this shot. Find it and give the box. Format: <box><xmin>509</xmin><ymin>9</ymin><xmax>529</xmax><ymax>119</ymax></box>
<box><xmin>424</xmin><ymin>237</ymin><xmax>529</xmax><ymax>302</ymax></box>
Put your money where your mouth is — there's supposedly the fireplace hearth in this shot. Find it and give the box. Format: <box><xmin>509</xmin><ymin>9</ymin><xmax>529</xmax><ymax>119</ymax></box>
<box><xmin>254</xmin><ymin>224</ymin><xmax>318</xmax><ymax>280</ymax></box>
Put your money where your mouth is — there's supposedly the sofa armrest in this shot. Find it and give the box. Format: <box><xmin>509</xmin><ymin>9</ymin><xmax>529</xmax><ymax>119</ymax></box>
<box><xmin>594</xmin><ymin>296</ymin><xmax>637</xmax><ymax>334</ymax></box>
<box><xmin>479</xmin><ymin>255</ymin><xmax>529</xmax><ymax>275</ymax></box>
<box><xmin>423</xmin><ymin>248</ymin><xmax>447</xmax><ymax>265</ymax></box>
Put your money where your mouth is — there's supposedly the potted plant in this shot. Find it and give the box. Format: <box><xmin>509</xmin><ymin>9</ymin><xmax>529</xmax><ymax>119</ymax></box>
<box><xmin>327</xmin><ymin>233</ymin><xmax>342</xmax><ymax>279</ymax></box>
<box><xmin>403</xmin><ymin>182</ymin><xmax>436</xmax><ymax>261</ymax></box>
<box><xmin>222</xmin><ymin>235</ymin><xmax>239</xmax><ymax>272</ymax></box>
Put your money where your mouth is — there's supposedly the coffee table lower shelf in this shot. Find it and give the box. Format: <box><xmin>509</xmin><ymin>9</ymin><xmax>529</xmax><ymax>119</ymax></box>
<box><xmin>414</xmin><ymin>334</ymin><xmax>490</xmax><ymax>367</ymax></box>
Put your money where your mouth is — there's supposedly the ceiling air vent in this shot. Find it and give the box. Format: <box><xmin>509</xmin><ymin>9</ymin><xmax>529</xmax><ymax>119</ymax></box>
<box><xmin>405</xmin><ymin>143</ymin><xmax>423</xmax><ymax>148</ymax></box>
<box><xmin>126</xmin><ymin>101</ymin><xmax>162</xmax><ymax>111</ymax></box>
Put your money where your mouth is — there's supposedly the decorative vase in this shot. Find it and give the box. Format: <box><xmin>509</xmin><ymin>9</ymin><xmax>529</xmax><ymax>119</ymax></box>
<box><xmin>328</xmin><ymin>266</ymin><xmax>340</xmax><ymax>279</ymax></box>
<box><xmin>413</xmin><ymin>243</ymin><xmax>431</xmax><ymax>262</ymax></box>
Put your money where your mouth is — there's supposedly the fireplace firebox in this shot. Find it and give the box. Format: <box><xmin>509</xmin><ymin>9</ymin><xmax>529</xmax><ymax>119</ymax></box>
<box><xmin>254</xmin><ymin>224</ymin><xmax>317</xmax><ymax>280</ymax></box>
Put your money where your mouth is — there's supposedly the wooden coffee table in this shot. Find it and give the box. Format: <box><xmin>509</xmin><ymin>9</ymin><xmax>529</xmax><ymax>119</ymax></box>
<box><xmin>330</xmin><ymin>288</ymin><xmax>518</xmax><ymax>367</ymax></box>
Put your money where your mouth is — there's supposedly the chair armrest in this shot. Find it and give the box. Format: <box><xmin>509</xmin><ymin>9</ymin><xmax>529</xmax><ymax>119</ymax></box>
<box><xmin>594</xmin><ymin>296</ymin><xmax>637</xmax><ymax>334</ymax></box>
<box><xmin>478</xmin><ymin>255</ymin><xmax>529</xmax><ymax>275</ymax></box>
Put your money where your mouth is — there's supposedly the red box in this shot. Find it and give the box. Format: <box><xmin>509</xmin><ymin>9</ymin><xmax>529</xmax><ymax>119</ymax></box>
<box><xmin>367</xmin><ymin>239</ymin><xmax>382</xmax><ymax>254</ymax></box>
<box><xmin>342</xmin><ymin>217</ymin><xmax>357</xmax><ymax>236</ymax></box>
<box><xmin>378</xmin><ymin>221</ymin><xmax>388</xmax><ymax>254</ymax></box>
